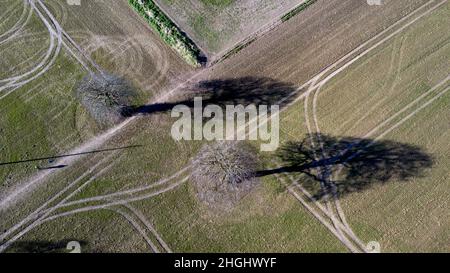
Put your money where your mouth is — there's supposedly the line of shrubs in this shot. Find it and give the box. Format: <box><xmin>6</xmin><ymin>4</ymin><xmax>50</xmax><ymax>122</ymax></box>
<box><xmin>213</xmin><ymin>0</ymin><xmax>318</xmax><ymax>64</ymax></box>
<box><xmin>281</xmin><ymin>0</ymin><xmax>317</xmax><ymax>22</ymax></box>
<box><xmin>129</xmin><ymin>0</ymin><xmax>202</xmax><ymax>67</ymax></box>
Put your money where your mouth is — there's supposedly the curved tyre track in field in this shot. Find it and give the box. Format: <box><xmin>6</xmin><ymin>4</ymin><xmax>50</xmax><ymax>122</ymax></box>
<box><xmin>33</xmin><ymin>0</ymin><xmax>102</xmax><ymax>73</ymax></box>
<box><xmin>72</xmin><ymin>32</ymin><xmax>170</xmax><ymax>88</ymax></box>
<box><xmin>0</xmin><ymin>0</ymin><xmax>62</xmax><ymax>100</ymax></box>
<box><xmin>109</xmin><ymin>204</ymin><xmax>171</xmax><ymax>253</ymax></box>
<box><xmin>43</xmin><ymin>176</ymin><xmax>189</xmax><ymax>220</ymax></box>
<box><xmin>108</xmin><ymin>206</ymin><xmax>160</xmax><ymax>253</ymax></box>
<box><xmin>0</xmin><ymin>162</ymin><xmax>189</xmax><ymax>253</ymax></box>
<box><xmin>124</xmin><ymin>204</ymin><xmax>172</xmax><ymax>253</ymax></box>
<box><xmin>0</xmin><ymin>32</ymin><xmax>51</xmax><ymax>81</ymax></box>
<box><xmin>275</xmin><ymin>169</ymin><xmax>361</xmax><ymax>252</ymax></box>
<box><xmin>0</xmin><ymin>175</ymin><xmax>189</xmax><ymax>253</ymax></box>
<box><xmin>47</xmin><ymin>167</ymin><xmax>191</xmax><ymax>211</ymax></box>
<box><xmin>0</xmin><ymin>0</ymin><xmax>32</xmax><ymax>45</ymax></box>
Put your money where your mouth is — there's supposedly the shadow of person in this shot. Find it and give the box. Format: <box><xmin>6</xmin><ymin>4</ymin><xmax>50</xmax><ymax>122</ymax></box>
<box><xmin>257</xmin><ymin>133</ymin><xmax>433</xmax><ymax>200</ymax></box>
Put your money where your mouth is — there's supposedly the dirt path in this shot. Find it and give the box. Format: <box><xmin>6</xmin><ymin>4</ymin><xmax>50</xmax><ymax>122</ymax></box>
<box><xmin>275</xmin><ymin>172</ymin><xmax>360</xmax><ymax>252</ymax></box>
<box><xmin>109</xmin><ymin>206</ymin><xmax>160</xmax><ymax>252</ymax></box>
<box><xmin>124</xmin><ymin>204</ymin><xmax>172</xmax><ymax>253</ymax></box>
<box><xmin>49</xmin><ymin>167</ymin><xmax>190</xmax><ymax>210</ymax></box>
<box><xmin>303</xmin><ymin>83</ymin><xmax>365</xmax><ymax>252</ymax></box>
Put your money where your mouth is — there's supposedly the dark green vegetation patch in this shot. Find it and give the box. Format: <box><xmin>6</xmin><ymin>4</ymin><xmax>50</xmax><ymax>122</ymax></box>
<box><xmin>282</xmin><ymin>0</ymin><xmax>317</xmax><ymax>22</ymax></box>
<box><xmin>129</xmin><ymin>0</ymin><xmax>202</xmax><ymax>67</ymax></box>
<box><xmin>199</xmin><ymin>0</ymin><xmax>234</xmax><ymax>7</ymax></box>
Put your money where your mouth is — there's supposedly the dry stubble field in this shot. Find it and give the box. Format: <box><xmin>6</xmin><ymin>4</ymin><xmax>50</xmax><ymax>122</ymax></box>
<box><xmin>155</xmin><ymin>0</ymin><xmax>306</xmax><ymax>61</ymax></box>
<box><xmin>277</xmin><ymin>0</ymin><xmax>450</xmax><ymax>252</ymax></box>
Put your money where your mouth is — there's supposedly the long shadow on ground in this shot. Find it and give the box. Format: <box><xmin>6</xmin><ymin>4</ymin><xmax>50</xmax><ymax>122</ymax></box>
<box><xmin>257</xmin><ymin>133</ymin><xmax>433</xmax><ymax>200</ymax></box>
<box><xmin>131</xmin><ymin>77</ymin><xmax>298</xmax><ymax>115</ymax></box>
<box><xmin>5</xmin><ymin>240</ymin><xmax>88</xmax><ymax>253</ymax></box>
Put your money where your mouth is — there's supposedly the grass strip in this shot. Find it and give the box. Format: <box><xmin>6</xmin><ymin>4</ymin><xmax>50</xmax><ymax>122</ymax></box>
<box><xmin>129</xmin><ymin>0</ymin><xmax>202</xmax><ymax>67</ymax></box>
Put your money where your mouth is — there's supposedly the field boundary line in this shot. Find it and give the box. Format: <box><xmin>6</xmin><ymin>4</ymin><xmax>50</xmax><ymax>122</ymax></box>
<box><xmin>209</xmin><ymin>0</ymin><xmax>310</xmax><ymax>65</ymax></box>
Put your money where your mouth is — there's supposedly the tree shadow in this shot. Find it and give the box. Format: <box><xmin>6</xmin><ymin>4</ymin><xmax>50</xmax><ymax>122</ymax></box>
<box><xmin>132</xmin><ymin>77</ymin><xmax>298</xmax><ymax>115</ymax></box>
<box><xmin>6</xmin><ymin>240</ymin><xmax>88</xmax><ymax>253</ymax></box>
<box><xmin>257</xmin><ymin>133</ymin><xmax>434</xmax><ymax>200</ymax></box>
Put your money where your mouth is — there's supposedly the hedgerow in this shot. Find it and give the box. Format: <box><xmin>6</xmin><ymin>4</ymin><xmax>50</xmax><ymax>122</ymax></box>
<box><xmin>281</xmin><ymin>0</ymin><xmax>317</xmax><ymax>22</ymax></box>
<box><xmin>129</xmin><ymin>0</ymin><xmax>202</xmax><ymax>67</ymax></box>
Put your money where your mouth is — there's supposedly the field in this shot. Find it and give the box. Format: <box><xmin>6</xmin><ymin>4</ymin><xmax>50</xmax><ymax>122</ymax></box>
<box><xmin>273</xmin><ymin>0</ymin><xmax>450</xmax><ymax>251</ymax></box>
<box><xmin>43</xmin><ymin>0</ymin><xmax>195</xmax><ymax>92</ymax></box>
<box><xmin>0</xmin><ymin>0</ymin><xmax>195</xmax><ymax>196</ymax></box>
<box><xmin>0</xmin><ymin>0</ymin><xmax>93</xmax><ymax>195</ymax></box>
<box><xmin>155</xmin><ymin>0</ymin><xmax>307</xmax><ymax>61</ymax></box>
<box><xmin>315</xmin><ymin>4</ymin><xmax>450</xmax><ymax>251</ymax></box>
<box><xmin>0</xmin><ymin>0</ymin><xmax>449</xmax><ymax>253</ymax></box>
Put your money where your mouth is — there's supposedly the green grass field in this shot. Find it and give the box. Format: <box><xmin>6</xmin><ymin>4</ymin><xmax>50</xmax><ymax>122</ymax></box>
<box><xmin>0</xmin><ymin>11</ymin><xmax>98</xmax><ymax>191</ymax></box>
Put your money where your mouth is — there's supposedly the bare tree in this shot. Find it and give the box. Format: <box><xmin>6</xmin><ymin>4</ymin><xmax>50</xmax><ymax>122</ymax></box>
<box><xmin>76</xmin><ymin>73</ymin><xmax>137</xmax><ymax>127</ymax></box>
<box><xmin>192</xmin><ymin>141</ymin><xmax>260</xmax><ymax>210</ymax></box>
